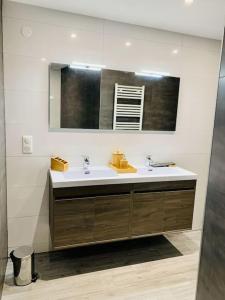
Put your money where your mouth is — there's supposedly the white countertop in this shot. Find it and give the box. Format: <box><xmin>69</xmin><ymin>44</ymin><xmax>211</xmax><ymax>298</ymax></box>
<box><xmin>50</xmin><ymin>165</ymin><xmax>197</xmax><ymax>188</ymax></box>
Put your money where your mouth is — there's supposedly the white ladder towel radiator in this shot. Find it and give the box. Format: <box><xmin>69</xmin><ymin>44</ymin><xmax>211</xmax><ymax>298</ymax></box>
<box><xmin>113</xmin><ymin>83</ymin><xmax>145</xmax><ymax>130</ymax></box>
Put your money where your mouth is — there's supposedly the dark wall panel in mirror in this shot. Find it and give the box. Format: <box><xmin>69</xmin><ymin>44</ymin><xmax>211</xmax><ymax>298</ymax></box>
<box><xmin>49</xmin><ymin>63</ymin><xmax>180</xmax><ymax>132</ymax></box>
<box><xmin>100</xmin><ymin>69</ymin><xmax>180</xmax><ymax>131</ymax></box>
<box><xmin>143</xmin><ymin>76</ymin><xmax>179</xmax><ymax>131</ymax></box>
<box><xmin>61</xmin><ymin>67</ymin><xmax>101</xmax><ymax>129</ymax></box>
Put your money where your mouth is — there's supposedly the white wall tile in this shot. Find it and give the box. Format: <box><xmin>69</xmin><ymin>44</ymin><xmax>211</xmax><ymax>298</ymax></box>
<box><xmin>8</xmin><ymin>215</ymin><xmax>50</xmax><ymax>252</ymax></box>
<box><xmin>5</xmin><ymin>90</ymin><xmax>32</xmax><ymax>125</ymax></box>
<box><xmin>103</xmin><ymin>35</ymin><xmax>182</xmax><ymax>76</ymax></box>
<box><xmin>4</xmin><ymin>54</ymin><xmax>48</xmax><ymax>92</ymax></box>
<box><xmin>182</xmin><ymin>35</ymin><xmax>221</xmax><ymax>53</ymax></box>
<box><xmin>7</xmin><ymin>157</ymin><xmax>50</xmax><ymax>187</ymax></box>
<box><xmin>3</xmin><ymin>17</ymin><xmax>104</xmax><ymax>63</ymax></box>
<box><xmin>3</xmin><ymin>1</ymin><xmax>103</xmax><ymax>33</ymax></box>
<box><xmin>3</xmin><ymin>1</ymin><xmax>221</xmax><ymax>252</ymax></box>
<box><xmin>5</xmin><ymin>90</ymin><xmax>48</xmax><ymax>125</ymax></box>
<box><xmin>181</xmin><ymin>47</ymin><xmax>220</xmax><ymax>78</ymax></box>
<box><xmin>33</xmin><ymin>240</ymin><xmax>50</xmax><ymax>253</ymax></box>
<box><xmin>7</xmin><ymin>185</ymin><xmax>48</xmax><ymax>218</ymax></box>
<box><xmin>103</xmin><ymin>19</ymin><xmax>182</xmax><ymax>47</ymax></box>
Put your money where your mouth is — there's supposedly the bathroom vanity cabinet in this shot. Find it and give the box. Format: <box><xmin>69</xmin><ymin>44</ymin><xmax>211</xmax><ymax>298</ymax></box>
<box><xmin>49</xmin><ymin>178</ymin><xmax>196</xmax><ymax>250</ymax></box>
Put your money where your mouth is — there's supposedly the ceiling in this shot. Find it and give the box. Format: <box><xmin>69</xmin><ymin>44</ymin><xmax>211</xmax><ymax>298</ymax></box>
<box><xmin>10</xmin><ymin>0</ymin><xmax>225</xmax><ymax>40</ymax></box>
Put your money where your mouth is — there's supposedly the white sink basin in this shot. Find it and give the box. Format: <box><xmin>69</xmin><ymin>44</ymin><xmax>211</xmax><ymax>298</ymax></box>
<box><xmin>137</xmin><ymin>166</ymin><xmax>183</xmax><ymax>175</ymax></box>
<box><xmin>137</xmin><ymin>167</ymin><xmax>156</xmax><ymax>175</ymax></box>
<box><xmin>63</xmin><ymin>167</ymin><xmax>117</xmax><ymax>180</ymax></box>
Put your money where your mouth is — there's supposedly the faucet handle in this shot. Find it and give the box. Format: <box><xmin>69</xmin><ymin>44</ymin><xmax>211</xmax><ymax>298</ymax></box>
<box><xmin>145</xmin><ymin>154</ymin><xmax>153</xmax><ymax>171</ymax></box>
<box><xmin>146</xmin><ymin>154</ymin><xmax>153</xmax><ymax>164</ymax></box>
<box><xmin>82</xmin><ymin>155</ymin><xmax>90</xmax><ymax>164</ymax></box>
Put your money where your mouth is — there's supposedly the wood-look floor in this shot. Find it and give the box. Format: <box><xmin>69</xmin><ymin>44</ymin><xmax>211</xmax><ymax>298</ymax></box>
<box><xmin>2</xmin><ymin>230</ymin><xmax>201</xmax><ymax>300</ymax></box>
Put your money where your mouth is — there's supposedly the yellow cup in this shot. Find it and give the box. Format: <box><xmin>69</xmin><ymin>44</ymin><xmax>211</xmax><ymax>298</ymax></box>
<box><xmin>120</xmin><ymin>159</ymin><xmax>128</xmax><ymax>169</ymax></box>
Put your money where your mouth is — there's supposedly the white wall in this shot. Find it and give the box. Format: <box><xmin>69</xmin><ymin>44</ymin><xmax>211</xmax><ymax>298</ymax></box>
<box><xmin>3</xmin><ymin>0</ymin><xmax>221</xmax><ymax>253</ymax></box>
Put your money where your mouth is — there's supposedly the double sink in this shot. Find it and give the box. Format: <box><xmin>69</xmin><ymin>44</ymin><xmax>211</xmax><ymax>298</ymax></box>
<box><xmin>50</xmin><ymin>165</ymin><xmax>197</xmax><ymax>188</ymax></box>
<box><xmin>64</xmin><ymin>166</ymin><xmax>187</xmax><ymax>179</ymax></box>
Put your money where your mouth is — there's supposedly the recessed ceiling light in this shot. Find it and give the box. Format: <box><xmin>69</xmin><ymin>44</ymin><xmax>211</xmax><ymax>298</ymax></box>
<box><xmin>41</xmin><ymin>57</ymin><xmax>47</xmax><ymax>62</ymax></box>
<box><xmin>125</xmin><ymin>41</ymin><xmax>132</xmax><ymax>47</ymax></box>
<box><xmin>185</xmin><ymin>0</ymin><xmax>194</xmax><ymax>6</ymax></box>
<box><xmin>70</xmin><ymin>33</ymin><xmax>77</xmax><ymax>39</ymax></box>
<box><xmin>172</xmin><ymin>49</ymin><xmax>179</xmax><ymax>55</ymax></box>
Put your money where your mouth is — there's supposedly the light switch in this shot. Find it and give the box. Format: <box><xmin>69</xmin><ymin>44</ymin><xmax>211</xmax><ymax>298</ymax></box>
<box><xmin>22</xmin><ymin>136</ymin><xmax>33</xmax><ymax>154</ymax></box>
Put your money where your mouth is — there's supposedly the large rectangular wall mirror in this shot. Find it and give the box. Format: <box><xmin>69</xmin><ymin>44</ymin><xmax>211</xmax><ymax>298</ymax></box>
<box><xmin>49</xmin><ymin>63</ymin><xmax>180</xmax><ymax>132</ymax></box>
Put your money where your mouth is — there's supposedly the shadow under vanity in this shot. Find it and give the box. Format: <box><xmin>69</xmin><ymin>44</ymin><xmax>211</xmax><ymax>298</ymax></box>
<box><xmin>49</xmin><ymin>167</ymin><xmax>197</xmax><ymax>250</ymax></box>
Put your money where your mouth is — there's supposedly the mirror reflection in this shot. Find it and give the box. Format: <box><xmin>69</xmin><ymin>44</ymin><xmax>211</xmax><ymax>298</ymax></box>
<box><xmin>49</xmin><ymin>63</ymin><xmax>180</xmax><ymax>131</ymax></box>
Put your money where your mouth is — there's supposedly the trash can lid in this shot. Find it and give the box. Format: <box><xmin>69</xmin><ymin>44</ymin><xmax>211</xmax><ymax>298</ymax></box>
<box><xmin>13</xmin><ymin>246</ymin><xmax>34</xmax><ymax>259</ymax></box>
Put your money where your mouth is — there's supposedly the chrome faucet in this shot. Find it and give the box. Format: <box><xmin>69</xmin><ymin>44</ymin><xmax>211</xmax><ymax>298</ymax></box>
<box><xmin>145</xmin><ymin>155</ymin><xmax>153</xmax><ymax>171</ymax></box>
<box><xmin>83</xmin><ymin>155</ymin><xmax>90</xmax><ymax>174</ymax></box>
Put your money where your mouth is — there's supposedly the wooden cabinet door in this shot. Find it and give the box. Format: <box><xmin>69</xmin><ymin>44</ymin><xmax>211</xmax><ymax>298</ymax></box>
<box><xmin>163</xmin><ymin>190</ymin><xmax>195</xmax><ymax>231</ymax></box>
<box><xmin>54</xmin><ymin>197</ymin><xmax>94</xmax><ymax>248</ymax></box>
<box><xmin>94</xmin><ymin>194</ymin><xmax>130</xmax><ymax>241</ymax></box>
<box><xmin>132</xmin><ymin>192</ymin><xmax>164</xmax><ymax>236</ymax></box>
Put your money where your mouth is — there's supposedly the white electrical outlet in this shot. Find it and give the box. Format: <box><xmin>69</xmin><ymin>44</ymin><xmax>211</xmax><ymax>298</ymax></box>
<box><xmin>22</xmin><ymin>136</ymin><xmax>33</xmax><ymax>154</ymax></box>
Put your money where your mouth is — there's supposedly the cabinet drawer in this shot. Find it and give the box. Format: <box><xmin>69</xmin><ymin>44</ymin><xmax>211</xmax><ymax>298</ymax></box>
<box><xmin>132</xmin><ymin>192</ymin><xmax>164</xmax><ymax>236</ymax></box>
<box><xmin>94</xmin><ymin>194</ymin><xmax>130</xmax><ymax>241</ymax></box>
<box><xmin>54</xmin><ymin>184</ymin><xmax>132</xmax><ymax>199</ymax></box>
<box><xmin>132</xmin><ymin>189</ymin><xmax>195</xmax><ymax>236</ymax></box>
<box><xmin>54</xmin><ymin>194</ymin><xmax>131</xmax><ymax>248</ymax></box>
<box><xmin>163</xmin><ymin>190</ymin><xmax>195</xmax><ymax>231</ymax></box>
<box><xmin>133</xmin><ymin>180</ymin><xmax>196</xmax><ymax>193</ymax></box>
<box><xmin>54</xmin><ymin>197</ymin><xmax>94</xmax><ymax>248</ymax></box>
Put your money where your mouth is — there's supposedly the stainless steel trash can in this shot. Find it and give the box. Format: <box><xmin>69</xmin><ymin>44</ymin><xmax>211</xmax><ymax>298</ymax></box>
<box><xmin>10</xmin><ymin>246</ymin><xmax>38</xmax><ymax>286</ymax></box>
